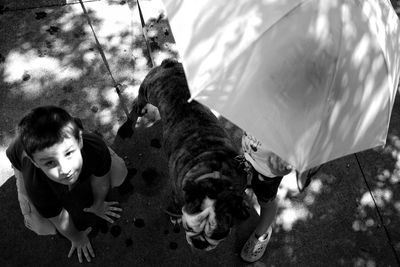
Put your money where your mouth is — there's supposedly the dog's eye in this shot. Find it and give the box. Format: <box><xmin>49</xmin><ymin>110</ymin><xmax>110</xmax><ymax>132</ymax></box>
<box><xmin>209</xmin><ymin>229</ymin><xmax>230</xmax><ymax>240</ymax></box>
<box><xmin>183</xmin><ymin>222</ymin><xmax>196</xmax><ymax>233</ymax></box>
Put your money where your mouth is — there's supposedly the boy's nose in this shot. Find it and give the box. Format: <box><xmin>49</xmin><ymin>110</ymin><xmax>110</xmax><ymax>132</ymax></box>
<box><xmin>58</xmin><ymin>160</ymin><xmax>71</xmax><ymax>176</ymax></box>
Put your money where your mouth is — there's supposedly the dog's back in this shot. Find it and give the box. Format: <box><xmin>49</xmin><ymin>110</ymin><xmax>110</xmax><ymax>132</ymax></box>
<box><xmin>136</xmin><ymin>59</ymin><xmax>242</xmax><ymax>191</ymax></box>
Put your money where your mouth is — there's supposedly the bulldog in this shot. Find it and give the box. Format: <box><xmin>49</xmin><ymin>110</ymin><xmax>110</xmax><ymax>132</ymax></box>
<box><xmin>133</xmin><ymin>58</ymin><xmax>249</xmax><ymax>250</ymax></box>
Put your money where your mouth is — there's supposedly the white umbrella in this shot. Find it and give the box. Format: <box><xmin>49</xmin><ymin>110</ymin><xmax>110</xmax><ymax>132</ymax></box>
<box><xmin>161</xmin><ymin>0</ymin><xmax>400</xmax><ymax>172</ymax></box>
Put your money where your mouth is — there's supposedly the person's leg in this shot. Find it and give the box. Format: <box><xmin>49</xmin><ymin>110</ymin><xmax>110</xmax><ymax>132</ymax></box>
<box><xmin>251</xmin><ymin>172</ymin><xmax>281</xmax><ymax>237</ymax></box>
<box><xmin>107</xmin><ymin>147</ymin><xmax>128</xmax><ymax>188</ymax></box>
<box><xmin>254</xmin><ymin>198</ymin><xmax>278</xmax><ymax>240</ymax></box>
<box><xmin>14</xmin><ymin>168</ymin><xmax>56</xmax><ymax>235</ymax></box>
<box><xmin>241</xmin><ymin>173</ymin><xmax>282</xmax><ymax>262</ymax></box>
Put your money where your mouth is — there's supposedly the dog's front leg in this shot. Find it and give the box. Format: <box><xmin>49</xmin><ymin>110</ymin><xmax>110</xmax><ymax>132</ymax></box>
<box><xmin>132</xmin><ymin>93</ymin><xmax>148</xmax><ymax>116</ymax></box>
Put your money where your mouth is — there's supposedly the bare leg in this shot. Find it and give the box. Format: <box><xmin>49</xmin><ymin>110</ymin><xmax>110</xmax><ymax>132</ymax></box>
<box><xmin>108</xmin><ymin>147</ymin><xmax>128</xmax><ymax>188</ymax></box>
<box><xmin>241</xmin><ymin>193</ymin><xmax>277</xmax><ymax>262</ymax></box>
<box><xmin>254</xmin><ymin>198</ymin><xmax>278</xmax><ymax>239</ymax></box>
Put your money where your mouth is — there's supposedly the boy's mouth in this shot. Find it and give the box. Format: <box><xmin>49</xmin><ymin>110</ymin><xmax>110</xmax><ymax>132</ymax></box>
<box><xmin>64</xmin><ymin>172</ymin><xmax>76</xmax><ymax>182</ymax></box>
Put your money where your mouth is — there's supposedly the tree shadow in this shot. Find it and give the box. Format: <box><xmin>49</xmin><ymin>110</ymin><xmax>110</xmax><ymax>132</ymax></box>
<box><xmin>1</xmin><ymin>0</ymin><xmax>400</xmax><ymax>266</ymax></box>
<box><xmin>0</xmin><ymin>0</ymin><xmax>177</xmax><ymax>183</ymax></box>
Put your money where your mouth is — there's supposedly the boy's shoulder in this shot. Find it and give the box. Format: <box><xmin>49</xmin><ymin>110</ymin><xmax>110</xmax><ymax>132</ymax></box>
<box><xmin>6</xmin><ymin>136</ymin><xmax>25</xmax><ymax>171</ymax></box>
<box><xmin>80</xmin><ymin>132</ymin><xmax>111</xmax><ymax>177</ymax></box>
<box><xmin>82</xmin><ymin>132</ymin><xmax>108</xmax><ymax>150</ymax></box>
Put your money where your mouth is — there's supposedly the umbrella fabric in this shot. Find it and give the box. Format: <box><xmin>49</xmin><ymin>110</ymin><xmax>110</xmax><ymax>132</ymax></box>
<box><xmin>161</xmin><ymin>0</ymin><xmax>400</xmax><ymax>172</ymax></box>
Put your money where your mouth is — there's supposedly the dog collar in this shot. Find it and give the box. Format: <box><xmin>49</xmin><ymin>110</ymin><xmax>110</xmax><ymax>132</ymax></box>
<box><xmin>194</xmin><ymin>171</ymin><xmax>230</xmax><ymax>183</ymax></box>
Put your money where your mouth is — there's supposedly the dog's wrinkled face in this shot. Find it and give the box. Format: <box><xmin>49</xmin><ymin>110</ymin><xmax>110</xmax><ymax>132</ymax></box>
<box><xmin>181</xmin><ymin>178</ymin><xmax>250</xmax><ymax>250</ymax></box>
<box><xmin>181</xmin><ymin>197</ymin><xmax>231</xmax><ymax>251</ymax></box>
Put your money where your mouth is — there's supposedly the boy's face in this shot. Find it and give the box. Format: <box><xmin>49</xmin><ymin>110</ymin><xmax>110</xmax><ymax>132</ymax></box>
<box><xmin>31</xmin><ymin>133</ymin><xmax>83</xmax><ymax>186</ymax></box>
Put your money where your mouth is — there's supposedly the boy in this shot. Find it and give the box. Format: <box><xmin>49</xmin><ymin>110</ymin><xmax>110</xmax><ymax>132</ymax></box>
<box><xmin>6</xmin><ymin>106</ymin><xmax>127</xmax><ymax>263</ymax></box>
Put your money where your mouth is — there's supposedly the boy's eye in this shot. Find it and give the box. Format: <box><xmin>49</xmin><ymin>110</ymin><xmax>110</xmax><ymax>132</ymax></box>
<box><xmin>66</xmin><ymin>150</ymin><xmax>75</xmax><ymax>157</ymax></box>
<box><xmin>44</xmin><ymin>161</ymin><xmax>56</xmax><ymax>168</ymax></box>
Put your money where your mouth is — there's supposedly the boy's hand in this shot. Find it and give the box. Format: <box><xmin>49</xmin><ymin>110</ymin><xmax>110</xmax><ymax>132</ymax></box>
<box><xmin>268</xmin><ymin>153</ymin><xmax>293</xmax><ymax>177</ymax></box>
<box><xmin>68</xmin><ymin>227</ymin><xmax>95</xmax><ymax>263</ymax></box>
<box><xmin>83</xmin><ymin>201</ymin><xmax>122</xmax><ymax>223</ymax></box>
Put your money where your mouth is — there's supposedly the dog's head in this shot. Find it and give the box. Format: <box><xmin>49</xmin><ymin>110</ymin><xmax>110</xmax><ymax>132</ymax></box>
<box><xmin>182</xmin><ymin>178</ymin><xmax>249</xmax><ymax>250</ymax></box>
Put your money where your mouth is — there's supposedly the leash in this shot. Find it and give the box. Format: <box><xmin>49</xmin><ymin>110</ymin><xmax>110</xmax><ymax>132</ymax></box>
<box><xmin>79</xmin><ymin>0</ymin><xmax>154</xmax><ymax>117</ymax></box>
<box><xmin>136</xmin><ymin>0</ymin><xmax>155</xmax><ymax>67</ymax></box>
<box><xmin>194</xmin><ymin>171</ymin><xmax>232</xmax><ymax>183</ymax></box>
<box><xmin>78</xmin><ymin>0</ymin><xmax>130</xmax><ymax>118</ymax></box>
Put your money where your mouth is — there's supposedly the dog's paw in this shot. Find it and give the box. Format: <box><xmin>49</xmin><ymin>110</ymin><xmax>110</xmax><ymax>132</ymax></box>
<box><xmin>137</xmin><ymin>104</ymin><xmax>161</xmax><ymax>128</ymax></box>
<box><xmin>132</xmin><ymin>97</ymin><xmax>147</xmax><ymax>116</ymax></box>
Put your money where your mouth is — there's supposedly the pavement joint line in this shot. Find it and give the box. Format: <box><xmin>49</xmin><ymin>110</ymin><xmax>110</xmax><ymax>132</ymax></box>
<box><xmin>0</xmin><ymin>0</ymin><xmax>99</xmax><ymax>12</ymax></box>
<box><xmin>354</xmin><ymin>153</ymin><xmax>400</xmax><ymax>265</ymax></box>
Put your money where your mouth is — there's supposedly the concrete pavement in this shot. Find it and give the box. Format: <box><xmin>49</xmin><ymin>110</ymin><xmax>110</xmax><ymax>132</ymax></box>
<box><xmin>0</xmin><ymin>0</ymin><xmax>399</xmax><ymax>266</ymax></box>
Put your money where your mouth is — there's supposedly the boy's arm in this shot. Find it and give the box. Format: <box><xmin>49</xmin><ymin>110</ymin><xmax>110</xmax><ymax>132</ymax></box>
<box><xmin>14</xmin><ymin>167</ymin><xmax>22</xmax><ymax>179</ymax></box>
<box><xmin>90</xmin><ymin>173</ymin><xmax>110</xmax><ymax>206</ymax></box>
<box><xmin>83</xmin><ymin>173</ymin><xmax>122</xmax><ymax>223</ymax></box>
<box><xmin>13</xmin><ymin>167</ymin><xmax>31</xmax><ymax>215</ymax></box>
<box><xmin>49</xmin><ymin>208</ymin><xmax>95</xmax><ymax>263</ymax></box>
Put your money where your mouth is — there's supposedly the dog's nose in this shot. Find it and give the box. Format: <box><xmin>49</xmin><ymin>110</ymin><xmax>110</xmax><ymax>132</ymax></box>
<box><xmin>191</xmin><ymin>237</ymin><xmax>210</xmax><ymax>250</ymax></box>
<box><xmin>189</xmin><ymin>236</ymin><xmax>219</xmax><ymax>251</ymax></box>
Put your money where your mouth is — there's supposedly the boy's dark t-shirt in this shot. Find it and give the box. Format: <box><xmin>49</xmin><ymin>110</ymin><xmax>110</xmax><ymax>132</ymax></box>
<box><xmin>6</xmin><ymin>133</ymin><xmax>111</xmax><ymax>229</ymax></box>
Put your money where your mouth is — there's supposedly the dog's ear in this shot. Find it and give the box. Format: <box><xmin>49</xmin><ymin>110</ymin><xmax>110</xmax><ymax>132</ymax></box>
<box><xmin>229</xmin><ymin>194</ymin><xmax>250</xmax><ymax>221</ymax></box>
<box><xmin>73</xmin><ymin>117</ymin><xmax>84</xmax><ymax>130</ymax></box>
<box><xmin>161</xmin><ymin>58</ymin><xmax>177</xmax><ymax>68</ymax></box>
<box><xmin>183</xmin><ymin>180</ymin><xmax>207</xmax><ymax>214</ymax></box>
<box><xmin>216</xmin><ymin>190</ymin><xmax>249</xmax><ymax>222</ymax></box>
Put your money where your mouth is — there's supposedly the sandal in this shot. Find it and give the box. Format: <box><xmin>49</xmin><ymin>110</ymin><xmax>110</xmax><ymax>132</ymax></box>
<box><xmin>240</xmin><ymin>227</ymin><xmax>272</xmax><ymax>263</ymax></box>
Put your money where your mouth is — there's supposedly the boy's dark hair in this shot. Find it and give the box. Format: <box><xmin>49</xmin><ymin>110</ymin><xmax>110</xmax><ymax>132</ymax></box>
<box><xmin>18</xmin><ymin>106</ymin><xmax>82</xmax><ymax>159</ymax></box>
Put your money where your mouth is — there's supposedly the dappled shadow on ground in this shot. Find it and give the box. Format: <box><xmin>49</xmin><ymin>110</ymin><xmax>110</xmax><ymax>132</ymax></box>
<box><xmin>0</xmin><ymin>0</ymin><xmax>177</xmax><ymax>184</ymax></box>
<box><xmin>1</xmin><ymin>0</ymin><xmax>400</xmax><ymax>266</ymax></box>
<box><xmin>0</xmin><ymin>0</ymin><xmax>142</xmax><ymax>139</ymax></box>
